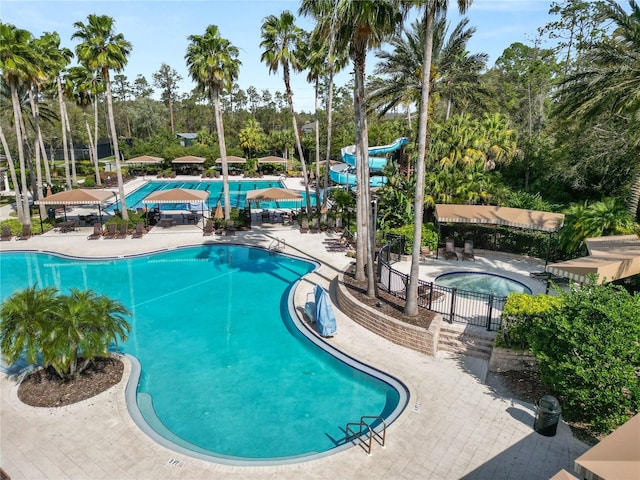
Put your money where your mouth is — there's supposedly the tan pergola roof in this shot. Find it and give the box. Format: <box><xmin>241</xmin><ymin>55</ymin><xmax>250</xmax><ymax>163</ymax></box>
<box><xmin>215</xmin><ymin>155</ymin><xmax>246</xmax><ymax>164</ymax></box>
<box><xmin>546</xmin><ymin>234</ymin><xmax>640</xmax><ymax>284</ymax></box>
<box><xmin>171</xmin><ymin>156</ymin><xmax>206</xmax><ymax>164</ymax></box>
<box><xmin>245</xmin><ymin>188</ymin><xmax>302</xmax><ymax>202</ymax></box>
<box><xmin>435</xmin><ymin>204</ymin><xmax>565</xmax><ymax>232</ymax></box>
<box><xmin>574</xmin><ymin>413</ymin><xmax>640</xmax><ymax>480</ymax></box>
<box><xmin>141</xmin><ymin>188</ymin><xmax>209</xmax><ymax>204</ymax></box>
<box><xmin>257</xmin><ymin>155</ymin><xmax>288</xmax><ymax>165</ymax></box>
<box><xmin>34</xmin><ymin>189</ymin><xmax>115</xmax><ymax>205</ymax></box>
<box><xmin>124</xmin><ymin>155</ymin><xmax>164</xmax><ymax>164</ymax></box>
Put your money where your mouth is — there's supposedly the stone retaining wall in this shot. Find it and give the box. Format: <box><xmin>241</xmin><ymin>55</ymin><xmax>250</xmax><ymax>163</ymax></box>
<box><xmin>489</xmin><ymin>347</ymin><xmax>538</xmax><ymax>372</ymax></box>
<box><xmin>335</xmin><ymin>272</ymin><xmax>438</xmax><ymax>356</ymax></box>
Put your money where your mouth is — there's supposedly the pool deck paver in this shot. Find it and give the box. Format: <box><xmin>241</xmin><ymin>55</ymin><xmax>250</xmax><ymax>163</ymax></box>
<box><xmin>0</xmin><ymin>176</ymin><xmax>588</xmax><ymax>479</ymax></box>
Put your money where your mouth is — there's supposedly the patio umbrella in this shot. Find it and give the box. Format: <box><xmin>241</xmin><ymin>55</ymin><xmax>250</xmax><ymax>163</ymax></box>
<box><xmin>214</xmin><ymin>201</ymin><xmax>223</xmax><ymax>220</ymax></box>
<box><xmin>34</xmin><ymin>188</ymin><xmax>115</xmax><ymax>224</ymax></box>
<box><xmin>124</xmin><ymin>155</ymin><xmax>164</xmax><ymax>164</ymax></box>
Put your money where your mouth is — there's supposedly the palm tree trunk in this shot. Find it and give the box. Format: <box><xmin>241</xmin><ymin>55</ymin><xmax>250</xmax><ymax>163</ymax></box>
<box><xmin>323</xmin><ymin>65</ymin><xmax>335</xmax><ymax>212</ymax></box>
<box><xmin>405</xmin><ymin>9</ymin><xmax>435</xmax><ymax>317</ymax></box>
<box><xmin>629</xmin><ymin>171</ymin><xmax>640</xmax><ymax>220</ymax></box>
<box><xmin>84</xmin><ymin>113</ymin><xmax>100</xmax><ymax>185</ymax></box>
<box><xmin>0</xmin><ymin>124</ymin><xmax>25</xmax><ymax>220</ymax></box>
<box><xmin>28</xmin><ymin>90</ymin><xmax>47</xmax><ymax>217</ymax></box>
<box><xmin>284</xmin><ymin>65</ymin><xmax>312</xmax><ymax>215</ymax></box>
<box><xmin>57</xmin><ymin>77</ymin><xmax>72</xmax><ymax>190</ymax></box>
<box><xmin>93</xmin><ymin>96</ymin><xmax>101</xmax><ymax>186</ymax></box>
<box><xmin>353</xmin><ymin>57</ymin><xmax>369</xmax><ymax>287</ymax></box>
<box><xmin>314</xmin><ymin>76</ymin><xmax>321</xmax><ymax>214</ymax></box>
<box><xmin>61</xmin><ymin>98</ymin><xmax>78</xmax><ymax>185</ymax></box>
<box><xmin>169</xmin><ymin>94</ymin><xmax>175</xmax><ymax>135</ymax></box>
<box><xmin>212</xmin><ymin>88</ymin><xmax>231</xmax><ymax>220</ymax></box>
<box><xmin>29</xmin><ymin>89</ymin><xmax>53</xmax><ymax>186</ymax></box>
<box><xmin>104</xmin><ymin>70</ymin><xmax>129</xmax><ymax>220</ymax></box>
<box><xmin>11</xmin><ymin>86</ymin><xmax>31</xmax><ymax>225</ymax></box>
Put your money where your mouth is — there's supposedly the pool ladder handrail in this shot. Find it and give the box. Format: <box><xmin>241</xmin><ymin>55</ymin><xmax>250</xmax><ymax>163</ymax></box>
<box><xmin>268</xmin><ymin>237</ymin><xmax>286</xmax><ymax>253</ymax></box>
<box><xmin>344</xmin><ymin>415</ymin><xmax>386</xmax><ymax>455</ymax></box>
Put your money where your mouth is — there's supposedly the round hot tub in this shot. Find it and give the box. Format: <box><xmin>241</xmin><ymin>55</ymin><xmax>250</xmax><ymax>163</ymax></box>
<box><xmin>434</xmin><ymin>271</ymin><xmax>532</xmax><ymax>296</ymax></box>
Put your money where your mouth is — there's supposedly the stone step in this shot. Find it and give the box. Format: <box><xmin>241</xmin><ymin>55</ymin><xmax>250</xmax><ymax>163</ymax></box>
<box><xmin>438</xmin><ymin>326</ymin><xmax>495</xmax><ymax>360</ymax></box>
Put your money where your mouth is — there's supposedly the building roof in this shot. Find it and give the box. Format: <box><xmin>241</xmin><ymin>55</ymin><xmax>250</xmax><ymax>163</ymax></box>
<box><xmin>176</xmin><ymin>133</ymin><xmax>198</xmax><ymax>139</ymax></box>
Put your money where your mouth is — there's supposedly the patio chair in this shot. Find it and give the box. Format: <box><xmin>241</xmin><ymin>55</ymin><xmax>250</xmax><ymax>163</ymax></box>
<box><xmin>87</xmin><ymin>223</ymin><xmax>102</xmax><ymax>240</ymax></box>
<box><xmin>117</xmin><ymin>223</ymin><xmax>129</xmax><ymax>239</ymax></box>
<box><xmin>444</xmin><ymin>238</ymin><xmax>458</xmax><ymax>260</ymax></box>
<box><xmin>203</xmin><ymin>219</ymin><xmax>214</xmax><ymax>236</ymax></box>
<box><xmin>132</xmin><ymin>223</ymin><xmax>146</xmax><ymax>239</ymax></box>
<box><xmin>261</xmin><ymin>211</ymin><xmax>270</xmax><ymax>223</ymax></box>
<box><xmin>462</xmin><ymin>240</ymin><xmax>475</xmax><ymax>261</ymax></box>
<box><xmin>103</xmin><ymin>223</ymin><xmax>118</xmax><ymax>239</ymax></box>
<box><xmin>1</xmin><ymin>225</ymin><xmax>12</xmax><ymax>241</ymax></box>
<box><xmin>225</xmin><ymin>220</ymin><xmax>236</xmax><ymax>236</ymax></box>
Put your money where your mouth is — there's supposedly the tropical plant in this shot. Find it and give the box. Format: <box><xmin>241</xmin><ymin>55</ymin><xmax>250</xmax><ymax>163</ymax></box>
<box><xmin>44</xmin><ymin>289</ymin><xmax>130</xmax><ymax>379</ymax></box>
<box><xmin>260</xmin><ymin>10</ymin><xmax>313</xmax><ymax>215</ymax></box>
<box><xmin>559</xmin><ymin>198</ymin><xmax>637</xmax><ymax>253</ymax></box>
<box><xmin>0</xmin><ymin>22</ymin><xmax>36</xmax><ymax>224</ymax></box>
<box><xmin>529</xmin><ymin>280</ymin><xmax>640</xmax><ymax>434</ymax></box>
<box><xmin>185</xmin><ymin>25</ymin><xmax>241</xmax><ymax>220</ymax></box>
<box><xmin>238</xmin><ymin>118</ymin><xmax>267</xmax><ymax>160</ymax></box>
<box><xmin>73</xmin><ymin>14</ymin><xmax>132</xmax><ymax>220</ymax></box>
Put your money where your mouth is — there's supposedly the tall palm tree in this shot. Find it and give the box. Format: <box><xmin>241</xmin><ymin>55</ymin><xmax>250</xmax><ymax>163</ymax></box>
<box><xmin>332</xmin><ymin>1</ymin><xmax>404</xmax><ymax>295</ymax></box>
<box><xmin>65</xmin><ymin>66</ymin><xmax>102</xmax><ymax>185</ymax></box>
<box><xmin>369</xmin><ymin>16</ymin><xmax>487</xmax><ymax>120</ymax></box>
<box><xmin>0</xmin><ymin>22</ymin><xmax>37</xmax><ymax>224</ymax></box>
<box><xmin>260</xmin><ymin>11</ymin><xmax>313</xmax><ymax>215</ymax></box>
<box><xmin>300</xmin><ymin>1</ymin><xmax>351</xmax><ymax>213</ymax></box>
<box><xmin>185</xmin><ymin>25</ymin><xmax>240</xmax><ymax>220</ymax></box>
<box><xmin>73</xmin><ymin>14</ymin><xmax>132</xmax><ymax>220</ymax></box>
<box><xmin>402</xmin><ymin>0</ymin><xmax>473</xmax><ymax>317</ymax></box>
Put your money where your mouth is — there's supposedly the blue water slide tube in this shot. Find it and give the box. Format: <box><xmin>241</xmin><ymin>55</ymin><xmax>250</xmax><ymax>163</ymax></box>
<box><xmin>329</xmin><ymin>163</ymin><xmax>387</xmax><ymax>187</ymax></box>
<box><xmin>332</xmin><ymin>137</ymin><xmax>408</xmax><ymax>187</ymax></box>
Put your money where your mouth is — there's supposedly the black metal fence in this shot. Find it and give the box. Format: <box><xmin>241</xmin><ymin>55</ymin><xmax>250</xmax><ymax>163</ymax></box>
<box><xmin>377</xmin><ymin>244</ymin><xmax>505</xmax><ymax>330</ymax></box>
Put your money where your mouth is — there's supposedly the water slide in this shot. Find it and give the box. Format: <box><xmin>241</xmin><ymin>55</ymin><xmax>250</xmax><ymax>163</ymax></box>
<box><xmin>329</xmin><ymin>137</ymin><xmax>409</xmax><ymax>187</ymax></box>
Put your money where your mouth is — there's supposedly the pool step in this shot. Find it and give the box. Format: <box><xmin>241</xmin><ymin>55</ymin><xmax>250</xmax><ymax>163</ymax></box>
<box><xmin>437</xmin><ymin>325</ymin><xmax>495</xmax><ymax>360</ymax></box>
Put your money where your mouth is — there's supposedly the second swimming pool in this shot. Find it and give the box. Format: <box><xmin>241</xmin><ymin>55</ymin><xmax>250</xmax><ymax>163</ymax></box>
<box><xmin>0</xmin><ymin>246</ymin><xmax>406</xmax><ymax>463</ymax></box>
<box><xmin>107</xmin><ymin>180</ymin><xmax>317</xmax><ymax>213</ymax></box>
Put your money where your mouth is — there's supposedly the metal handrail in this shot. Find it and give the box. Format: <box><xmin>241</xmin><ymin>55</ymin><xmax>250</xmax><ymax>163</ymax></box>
<box><xmin>344</xmin><ymin>415</ymin><xmax>386</xmax><ymax>455</ymax></box>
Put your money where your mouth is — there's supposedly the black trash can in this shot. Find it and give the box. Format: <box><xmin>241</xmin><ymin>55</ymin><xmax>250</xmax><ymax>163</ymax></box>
<box><xmin>534</xmin><ymin>395</ymin><xmax>562</xmax><ymax>436</ymax></box>
<box><xmin>47</xmin><ymin>208</ymin><xmax>56</xmax><ymax>220</ymax></box>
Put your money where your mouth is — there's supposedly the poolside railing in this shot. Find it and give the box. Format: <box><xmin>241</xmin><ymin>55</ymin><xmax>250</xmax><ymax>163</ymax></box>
<box><xmin>377</xmin><ymin>244</ymin><xmax>505</xmax><ymax>331</ymax></box>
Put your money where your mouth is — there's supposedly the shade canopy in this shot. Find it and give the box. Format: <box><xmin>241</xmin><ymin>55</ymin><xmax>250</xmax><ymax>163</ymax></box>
<box><xmin>142</xmin><ymin>188</ymin><xmax>209</xmax><ymax>204</ymax></box>
<box><xmin>546</xmin><ymin>234</ymin><xmax>640</xmax><ymax>284</ymax></box>
<box><xmin>245</xmin><ymin>187</ymin><xmax>302</xmax><ymax>203</ymax></box>
<box><xmin>124</xmin><ymin>155</ymin><xmax>164</xmax><ymax>164</ymax></box>
<box><xmin>435</xmin><ymin>204</ymin><xmax>565</xmax><ymax>233</ymax></box>
<box><xmin>34</xmin><ymin>189</ymin><xmax>115</xmax><ymax>205</ymax></box>
<box><xmin>171</xmin><ymin>156</ymin><xmax>206</xmax><ymax>164</ymax></box>
<box><xmin>215</xmin><ymin>155</ymin><xmax>246</xmax><ymax>164</ymax></box>
<box><xmin>257</xmin><ymin>155</ymin><xmax>288</xmax><ymax>165</ymax></box>
<box><xmin>574</xmin><ymin>414</ymin><xmax>640</xmax><ymax>480</ymax></box>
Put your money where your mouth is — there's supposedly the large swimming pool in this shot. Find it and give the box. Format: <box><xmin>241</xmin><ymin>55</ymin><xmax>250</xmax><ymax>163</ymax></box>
<box><xmin>0</xmin><ymin>247</ymin><xmax>406</xmax><ymax>463</ymax></box>
<box><xmin>107</xmin><ymin>180</ymin><xmax>317</xmax><ymax>213</ymax></box>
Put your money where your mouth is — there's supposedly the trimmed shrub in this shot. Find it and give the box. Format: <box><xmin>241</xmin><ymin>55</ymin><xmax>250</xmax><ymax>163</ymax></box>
<box><xmin>529</xmin><ymin>282</ymin><xmax>640</xmax><ymax>434</ymax></box>
<box><xmin>497</xmin><ymin>293</ymin><xmax>562</xmax><ymax>349</ymax></box>
<box><xmin>388</xmin><ymin>223</ymin><xmax>438</xmax><ymax>254</ymax></box>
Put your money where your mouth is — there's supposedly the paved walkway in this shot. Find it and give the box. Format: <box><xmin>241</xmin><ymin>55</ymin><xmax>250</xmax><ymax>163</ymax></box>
<box><xmin>0</xmin><ymin>177</ymin><xmax>588</xmax><ymax>479</ymax></box>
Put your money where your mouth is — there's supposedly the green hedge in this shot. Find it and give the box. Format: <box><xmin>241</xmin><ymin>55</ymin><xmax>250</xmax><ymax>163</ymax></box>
<box><xmin>387</xmin><ymin>223</ymin><xmax>438</xmax><ymax>254</ymax></box>
<box><xmin>496</xmin><ymin>293</ymin><xmax>562</xmax><ymax>349</ymax></box>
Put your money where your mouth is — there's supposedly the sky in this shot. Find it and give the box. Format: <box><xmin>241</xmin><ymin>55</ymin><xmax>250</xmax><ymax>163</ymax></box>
<box><xmin>2</xmin><ymin>0</ymin><xmax>557</xmax><ymax>112</ymax></box>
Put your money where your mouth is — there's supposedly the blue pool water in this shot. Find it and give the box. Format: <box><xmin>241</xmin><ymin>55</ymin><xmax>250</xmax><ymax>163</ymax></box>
<box><xmin>107</xmin><ymin>180</ymin><xmax>316</xmax><ymax>213</ymax></box>
<box><xmin>0</xmin><ymin>247</ymin><xmax>404</xmax><ymax>462</ymax></box>
<box><xmin>435</xmin><ymin>272</ymin><xmax>532</xmax><ymax>296</ymax></box>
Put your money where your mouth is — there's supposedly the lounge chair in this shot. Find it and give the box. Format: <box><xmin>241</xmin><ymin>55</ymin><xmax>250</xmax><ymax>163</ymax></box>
<box><xmin>225</xmin><ymin>220</ymin><xmax>236</xmax><ymax>236</ymax></box>
<box><xmin>261</xmin><ymin>211</ymin><xmax>270</xmax><ymax>223</ymax></box>
<box><xmin>117</xmin><ymin>223</ymin><xmax>129</xmax><ymax>239</ymax></box>
<box><xmin>420</xmin><ymin>246</ymin><xmax>432</xmax><ymax>261</ymax></box>
<box><xmin>17</xmin><ymin>224</ymin><xmax>31</xmax><ymax>241</ymax></box>
<box><xmin>203</xmin><ymin>220</ymin><xmax>214</xmax><ymax>236</ymax></box>
<box><xmin>103</xmin><ymin>223</ymin><xmax>118</xmax><ymax>239</ymax></box>
<box><xmin>1</xmin><ymin>225</ymin><xmax>12</xmax><ymax>241</ymax></box>
<box><xmin>462</xmin><ymin>240</ymin><xmax>475</xmax><ymax>261</ymax></box>
<box><xmin>87</xmin><ymin>224</ymin><xmax>102</xmax><ymax>240</ymax></box>
<box><xmin>444</xmin><ymin>238</ymin><xmax>458</xmax><ymax>260</ymax></box>
<box><xmin>132</xmin><ymin>223</ymin><xmax>146</xmax><ymax>239</ymax></box>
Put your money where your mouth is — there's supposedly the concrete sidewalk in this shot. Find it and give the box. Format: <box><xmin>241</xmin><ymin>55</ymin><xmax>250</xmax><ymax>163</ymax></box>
<box><xmin>1</xmin><ymin>184</ymin><xmax>589</xmax><ymax>479</ymax></box>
